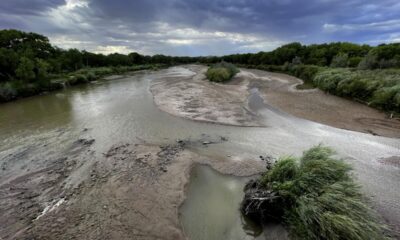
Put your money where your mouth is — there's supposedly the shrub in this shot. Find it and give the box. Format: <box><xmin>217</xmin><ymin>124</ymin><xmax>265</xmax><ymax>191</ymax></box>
<box><xmin>86</xmin><ymin>71</ymin><xmax>97</xmax><ymax>81</ymax></box>
<box><xmin>291</xmin><ymin>65</ymin><xmax>321</xmax><ymax>82</ymax></box>
<box><xmin>244</xmin><ymin>146</ymin><xmax>389</xmax><ymax>240</ymax></box>
<box><xmin>358</xmin><ymin>53</ymin><xmax>379</xmax><ymax>70</ymax></box>
<box><xmin>348</xmin><ymin>57</ymin><xmax>363</xmax><ymax>68</ymax></box>
<box><xmin>0</xmin><ymin>82</ymin><xmax>17</xmax><ymax>101</ymax></box>
<box><xmin>206</xmin><ymin>62</ymin><xmax>239</xmax><ymax>82</ymax></box>
<box><xmin>313</xmin><ymin>69</ymin><xmax>352</xmax><ymax>93</ymax></box>
<box><xmin>371</xmin><ymin>85</ymin><xmax>400</xmax><ymax>111</ymax></box>
<box><xmin>330</xmin><ymin>53</ymin><xmax>349</xmax><ymax>68</ymax></box>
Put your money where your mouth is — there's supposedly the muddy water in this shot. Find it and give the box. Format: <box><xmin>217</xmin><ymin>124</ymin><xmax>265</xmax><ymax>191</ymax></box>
<box><xmin>180</xmin><ymin>165</ymin><xmax>264</xmax><ymax>240</ymax></box>
<box><xmin>0</xmin><ymin>66</ymin><xmax>400</xmax><ymax>237</ymax></box>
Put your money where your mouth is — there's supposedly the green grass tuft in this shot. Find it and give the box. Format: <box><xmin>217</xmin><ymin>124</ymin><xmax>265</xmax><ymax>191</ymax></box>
<box><xmin>258</xmin><ymin>145</ymin><xmax>390</xmax><ymax>240</ymax></box>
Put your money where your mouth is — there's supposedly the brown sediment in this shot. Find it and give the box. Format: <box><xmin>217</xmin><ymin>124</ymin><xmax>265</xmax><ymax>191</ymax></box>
<box><xmin>1</xmin><ymin>138</ymin><xmax>264</xmax><ymax>240</ymax></box>
<box><xmin>151</xmin><ymin>65</ymin><xmax>400</xmax><ymax>138</ymax></box>
<box><xmin>250</xmin><ymin>69</ymin><xmax>400</xmax><ymax>138</ymax></box>
<box><xmin>150</xmin><ymin>65</ymin><xmax>263</xmax><ymax>127</ymax></box>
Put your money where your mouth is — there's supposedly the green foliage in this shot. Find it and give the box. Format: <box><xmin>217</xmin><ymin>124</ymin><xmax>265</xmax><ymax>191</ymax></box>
<box><xmin>15</xmin><ymin>57</ymin><xmax>35</xmax><ymax>82</ymax></box>
<box><xmin>260</xmin><ymin>146</ymin><xmax>389</xmax><ymax>240</ymax></box>
<box><xmin>330</xmin><ymin>53</ymin><xmax>349</xmax><ymax>68</ymax></box>
<box><xmin>0</xmin><ymin>82</ymin><xmax>17</xmax><ymax>101</ymax></box>
<box><xmin>245</xmin><ymin>63</ymin><xmax>400</xmax><ymax>113</ymax></box>
<box><xmin>311</xmin><ymin>68</ymin><xmax>400</xmax><ymax>112</ymax></box>
<box><xmin>358</xmin><ymin>53</ymin><xmax>379</xmax><ymax>70</ymax></box>
<box><xmin>206</xmin><ymin>62</ymin><xmax>239</xmax><ymax>82</ymax></box>
<box><xmin>348</xmin><ymin>57</ymin><xmax>363</xmax><ymax>67</ymax></box>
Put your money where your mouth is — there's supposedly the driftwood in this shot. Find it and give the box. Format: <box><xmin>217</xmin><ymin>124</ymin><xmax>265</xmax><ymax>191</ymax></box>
<box><xmin>240</xmin><ymin>179</ymin><xmax>283</xmax><ymax>222</ymax></box>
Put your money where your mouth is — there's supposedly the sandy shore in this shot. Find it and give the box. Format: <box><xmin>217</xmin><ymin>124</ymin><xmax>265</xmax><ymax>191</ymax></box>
<box><xmin>151</xmin><ymin>65</ymin><xmax>400</xmax><ymax>138</ymax></box>
<box><xmin>151</xmin><ymin>65</ymin><xmax>263</xmax><ymax>127</ymax></box>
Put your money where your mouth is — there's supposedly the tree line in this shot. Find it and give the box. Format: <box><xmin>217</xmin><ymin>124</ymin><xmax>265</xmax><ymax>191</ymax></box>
<box><xmin>2</xmin><ymin>29</ymin><xmax>400</xmax><ymax>84</ymax></box>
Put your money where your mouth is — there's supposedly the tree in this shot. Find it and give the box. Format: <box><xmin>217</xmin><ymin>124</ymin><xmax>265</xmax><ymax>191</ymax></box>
<box><xmin>0</xmin><ymin>48</ymin><xmax>18</xmax><ymax>82</ymax></box>
<box><xmin>292</xmin><ymin>56</ymin><xmax>302</xmax><ymax>65</ymax></box>
<box><xmin>330</xmin><ymin>53</ymin><xmax>349</xmax><ymax>68</ymax></box>
<box><xmin>358</xmin><ymin>53</ymin><xmax>378</xmax><ymax>70</ymax></box>
<box><xmin>15</xmin><ymin>57</ymin><xmax>35</xmax><ymax>82</ymax></box>
<box><xmin>35</xmin><ymin>59</ymin><xmax>50</xmax><ymax>80</ymax></box>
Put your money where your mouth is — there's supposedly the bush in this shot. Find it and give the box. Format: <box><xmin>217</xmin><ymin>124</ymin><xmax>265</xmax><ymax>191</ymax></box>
<box><xmin>290</xmin><ymin>65</ymin><xmax>321</xmax><ymax>82</ymax></box>
<box><xmin>371</xmin><ymin>85</ymin><xmax>400</xmax><ymax>111</ymax></box>
<box><xmin>86</xmin><ymin>71</ymin><xmax>97</xmax><ymax>81</ymax></box>
<box><xmin>0</xmin><ymin>82</ymin><xmax>17</xmax><ymax>101</ymax></box>
<box><xmin>348</xmin><ymin>57</ymin><xmax>363</xmax><ymax>68</ymax></box>
<box><xmin>330</xmin><ymin>53</ymin><xmax>349</xmax><ymax>68</ymax></box>
<box><xmin>313</xmin><ymin>69</ymin><xmax>352</xmax><ymax>93</ymax></box>
<box><xmin>206</xmin><ymin>62</ymin><xmax>239</xmax><ymax>82</ymax></box>
<box><xmin>244</xmin><ymin>146</ymin><xmax>389</xmax><ymax>240</ymax></box>
<box><xmin>358</xmin><ymin>54</ymin><xmax>379</xmax><ymax>70</ymax></box>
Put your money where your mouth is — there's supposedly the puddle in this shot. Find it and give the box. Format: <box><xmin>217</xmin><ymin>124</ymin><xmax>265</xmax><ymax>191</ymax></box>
<box><xmin>180</xmin><ymin>165</ymin><xmax>264</xmax><ymax>240</ymax></box>
<box><xmin>248</xmin><ymin>88</ymin><xmax>266</xmax><ymax>113</ymax></box>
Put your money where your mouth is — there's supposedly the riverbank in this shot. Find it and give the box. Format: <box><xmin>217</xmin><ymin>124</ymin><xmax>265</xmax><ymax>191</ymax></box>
<box><xmin>151</xmin><ymin>65</ymin><xmax>400</xmax><ymax>138</ymax></box>
<box><xmin>239</xmin><ymin>64</ymin><xmax>400</xmax><ymax>114</ymax></box>
<box><xmin>1</xmin><ymin>135</ymin><xmax>264</xmax><ymax>239</ymax></box>
<box><xmin>0</xmin><ymin>64</ymin><xmax>166</xmax><ymax>103</ymax></box>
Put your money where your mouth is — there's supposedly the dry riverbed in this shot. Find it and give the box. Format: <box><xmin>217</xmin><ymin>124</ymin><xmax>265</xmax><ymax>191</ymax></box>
<box><xmin>1</xmin><ymin>135</ymin><xmax>264</xmax><ymax>240</ymax></box>
<box><xmin>151</xmin><ymin>65</ymin><xmax>400</xmax><ymax>138</ymax></box>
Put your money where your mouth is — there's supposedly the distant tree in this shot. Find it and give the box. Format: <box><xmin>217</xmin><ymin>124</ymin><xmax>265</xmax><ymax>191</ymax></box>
<box><xmin>378</xmin><ymin>59</ymin><xmax>398</xmax><ymax>69</ymax></box>
<box><xmin>292</xmin><ymin>56</ymin><xmax>302</xmax><ymax>65</ymax></box>
<box><xmin>15</xmin><ymin>57</ymin><xmax>35</xmax><ymax>82</ymax></box>
<box><xmin>348</xmin><ymin>57</ymin><xmax>363</xmax><ymax>68</ymax></box>
<box><xmin>0</xmin><ymin>48</ymin><xmax>19</xmax><ymax>82</ymax></box>
<box><xmin>35</xmin><ymin>59</ymin><xmax>49</xmax><ymax>80</ymax></box>
<box><xmin>358</xmin><ymin>53</ymin><xmax>379</xmax><ymax>70</ymax></box>
<box><xmin>330</xmin><ymin>53</ymin><xmax>349</xmax><ymax>68</ymax></box>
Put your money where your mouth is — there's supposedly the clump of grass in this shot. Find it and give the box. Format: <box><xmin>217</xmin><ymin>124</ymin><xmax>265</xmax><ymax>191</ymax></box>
<box><xmin>244</xmin><ymin>145</ymin><xmax>390</xmax><ymax>240</ymax></box>
<box><xmin>206</xmin><ymin>62</ymin><xmax>239</xmax><ymax>82</ymax></box>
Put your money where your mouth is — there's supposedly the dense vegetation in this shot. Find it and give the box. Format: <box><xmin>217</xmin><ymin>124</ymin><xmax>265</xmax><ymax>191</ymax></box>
<box><xmin>241</xmin><ymin>146</ymin><xmax>390</xmax><ymax>240</ymax></box>
<box><xmin>205</xmin><ymin>62</ymin><xmax>239</xmax><ymax>82</ymax></box>
<box><xmin>1</xmin><ymin>29</ymin><xmax>400</xmax><ymax>109</ymax></box>
<box><xmin>244</xmin><ymin>64</ymin><xmax>400</xmax><ymax>112</ymax></box>
<box><xmin>0</xmin><ymin>29</ymin><xmax>195</xmax><ymax>102</ymax></box>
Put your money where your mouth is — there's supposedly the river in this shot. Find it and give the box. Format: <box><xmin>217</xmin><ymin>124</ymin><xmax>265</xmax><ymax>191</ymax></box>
<box><xmin>0</xmin><ymin>66</ymin><xmax>399</xmax><ymax>239</ymax></box>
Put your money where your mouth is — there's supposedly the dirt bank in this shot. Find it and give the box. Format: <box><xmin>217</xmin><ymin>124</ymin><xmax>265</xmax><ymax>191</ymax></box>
<box><xmin>1</xmin><ymin>136</ymin><xmax>264</xmax><ymax>240</ymax></box>
<box><xmin>251</xmin><ymin>69</ymin><xmax>400</xmax><ymax>138</ymax></box>
<box><xmin>151</xmin><ymin>65</ymin><xmax>400</xmax><ymax>138</ymax></box>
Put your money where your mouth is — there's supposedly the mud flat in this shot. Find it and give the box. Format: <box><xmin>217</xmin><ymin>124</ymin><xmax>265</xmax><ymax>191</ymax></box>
<box><xmin>151</xmin><ymin>65</ymin><xmax>400</xmax><ymax>138</ymax></box>
<box><xmin>151</xmin><ymin>65</ymin><xmax>263</xmax><ymax>127</ymax></box>
<box><xmin>1</xmin><ymin>136</ymin><xmax>264</xmax><ymax>240</ymax></box>
<box><xmin>248</xmin><ymin>69</ymin><xmax>400</xmax><ymax>138</ymax></box>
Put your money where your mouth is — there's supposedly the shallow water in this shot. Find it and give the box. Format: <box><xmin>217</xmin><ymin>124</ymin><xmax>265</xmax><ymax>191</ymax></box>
<box><xmin>180</xmin><ymin>165</ymin><xmax>264</xmax><ymax>240</ymax></box>
<box><xmin>0</xmin><ymin>66</ymin><xmax>399</xmax><ymax>237</ymax></box>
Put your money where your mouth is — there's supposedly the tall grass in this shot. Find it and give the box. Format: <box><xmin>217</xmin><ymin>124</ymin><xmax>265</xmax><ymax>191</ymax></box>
<box><xmin>246</xmin><ymin>146</ymin><xmax>390</xmax><ymax>240</ymax></box>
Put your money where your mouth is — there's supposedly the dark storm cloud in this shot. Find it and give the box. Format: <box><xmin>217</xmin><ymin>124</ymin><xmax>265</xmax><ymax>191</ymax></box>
<box><xmin>0</xmin><ymin>0</ymin><xmax>65</xmax><ymax>15</ymax></box>
<box><xmin>1</xmin><ymin>0</ymin><xmax>400</xmax><ymax>55</ymax></box>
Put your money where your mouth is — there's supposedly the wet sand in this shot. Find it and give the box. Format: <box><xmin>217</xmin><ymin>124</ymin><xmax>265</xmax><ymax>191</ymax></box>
<box><xmin>151</xmin><ymin>65</ymin><xmax>262</xmax><ymax>127</ymax></box>
<box><xmin>1</xmin><ymin>136</ymin><xmax>264</xmax><ymax>240</ymax></box>
<box><xmin>152</xmin><ymin>65</ymin><xmax>400</xmax><ymax>138</ymax></box>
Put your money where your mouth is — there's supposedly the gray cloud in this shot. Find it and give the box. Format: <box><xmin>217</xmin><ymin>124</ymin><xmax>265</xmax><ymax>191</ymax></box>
<box><xmin>1</xmin><ymin>0</ymin><xmax>399</xmax><ymax>56</ymax></box>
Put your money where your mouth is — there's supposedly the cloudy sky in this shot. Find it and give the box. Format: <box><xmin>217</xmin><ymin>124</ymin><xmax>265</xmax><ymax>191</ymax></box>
<box><xmin>1</xmin><ymin>0</ymin><xmax>400</xmax><ymax>56</ymax></box>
